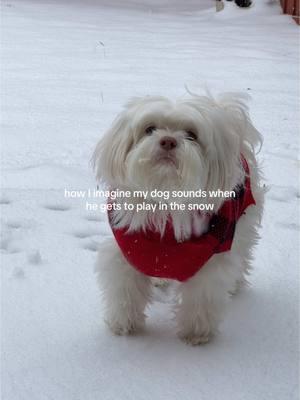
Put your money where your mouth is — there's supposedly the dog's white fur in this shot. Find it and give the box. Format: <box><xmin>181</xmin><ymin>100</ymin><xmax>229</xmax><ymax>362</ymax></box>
<box><xmin>93</xmin><ymin>92</ymin><xmax>264</xmax><ymax>345</ymax></box>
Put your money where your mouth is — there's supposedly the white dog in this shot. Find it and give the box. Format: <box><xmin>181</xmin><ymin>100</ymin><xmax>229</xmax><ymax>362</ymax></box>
<box><xmin>92</xmin><ymin>92</ymin><xmax>264</xmax><ymax>345</ymax></box>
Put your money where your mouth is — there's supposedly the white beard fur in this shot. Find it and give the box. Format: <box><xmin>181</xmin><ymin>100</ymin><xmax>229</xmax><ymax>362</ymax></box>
<box><xmin>93</xmin><ymin>92</ymin><xmax>265</xmax><ymax>345</ymax></box>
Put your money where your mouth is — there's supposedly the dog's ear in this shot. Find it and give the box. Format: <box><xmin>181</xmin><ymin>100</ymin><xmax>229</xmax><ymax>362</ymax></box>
<box><xmin>204</xmin><ymin>92</ymin><xmax>262</xmax><ymax>209</ymax></box>
<box><xmin>92</xmin><ymin>110</ymin><xmax>133</xmax><ymax>186</ymax></box>
<box><xmin>205</xmin><ymin>104</ymin><xmax>243</xmax><ymax>205</ymax></box>
<box><xmin>217</xmin><ymin>92</ymin><xmax>263</xmax><ymax>155</ymax></box>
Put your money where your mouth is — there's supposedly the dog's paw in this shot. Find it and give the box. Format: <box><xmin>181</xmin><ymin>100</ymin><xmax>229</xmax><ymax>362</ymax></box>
<box><xmin>178</xmin><ymin>332</ymin><xmax>212</xmax><ymax>346</ymax></box>
<box><xmin>106</xmin><ymin>317</ymin><xmax>145</xmax><ymax>336</ymax></box>
<box><xmin>108</xmin><ymin>323</ymin><xmax>136</xmax><ymax>336</ymax></box>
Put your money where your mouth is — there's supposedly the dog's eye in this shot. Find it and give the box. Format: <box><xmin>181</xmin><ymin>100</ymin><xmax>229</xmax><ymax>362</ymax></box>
<box><xmin>185</xmin><ymin>130</ymin><xmax>198</xmax><ymax>141</ymax></box>
<box><xmin>145</xmin><ymin>126</ymin><xmax>156</xmax><ymax>135</ymax></box>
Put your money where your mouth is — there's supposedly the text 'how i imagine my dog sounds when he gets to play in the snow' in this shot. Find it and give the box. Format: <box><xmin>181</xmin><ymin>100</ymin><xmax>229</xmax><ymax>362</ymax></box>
<box><xmin>64</xmin><ymin>188</ymin><xmax>237</xmax><ymax>213</ymax></box>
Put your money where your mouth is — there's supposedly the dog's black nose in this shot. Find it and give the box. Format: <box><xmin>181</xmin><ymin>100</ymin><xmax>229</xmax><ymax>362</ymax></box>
<box><xmin>159</xmin><ymin>136</ymin><xmax>177</xmax><ymax>151</ymax></box>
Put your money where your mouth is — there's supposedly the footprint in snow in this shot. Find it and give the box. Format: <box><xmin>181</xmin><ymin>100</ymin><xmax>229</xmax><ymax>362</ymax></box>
<box><xmin>73</xmin><ymin>229</ymin><xmax>100</xmax><ymax>239</ymax></box>
<box><xmin>265</xmin><ymin>149</ymin><xmax>298</xmax><ymax>160</ymax></box>
<box><xmin>0</xmin><ymin>235</ymin><xmax>21</xmax><ymax>253</ymax></box>
<box><xmin>84</xmin><ymin>213</ymin><xmax>104</xmax><ymax>222</ymax></box>
<box><xmin>12</xmin><ymin>267</ymin><xmax>25</xmax><ymax>279</ymax></box>
<box><xmin>267</xmin><ymin>185</ymin><xmax>299</xmax><ymax>203</ymax></box>
<box><xmin>268</xmin><ymin>194</ymin><xmax>286</xmax><ymax>203</ymax></box>
<box><xmin>44</xmin><ymin>204</ymin><xmax>70</xmax><ymax>211</ymax></box>
<box><xmin>6</xmin><ymin>221</ymin><xmax>22</xmax><ymax>229</ymax></box>
<box><xmin>1</xmin><ymin>220</ymin><xmax>35</xmax><ymax>254</ymax></box>
<box><xmin>277</xmin><ymin>222</ymin><xmax>300</xmax><ymax>231</ymax></box>
<box><xmin>0</xmin><ymin>196</ymin><xmax>11</xmax><ymax>205</ymax></box>
<box><xmin>27</xmin><ymin>250</ymin><xmax>42</xmax><ymax>265</ymax></box>
<box><xmin>83</xmin><ymin>240</ymin><xmax>99</xmax><ymax>252</ymax></box>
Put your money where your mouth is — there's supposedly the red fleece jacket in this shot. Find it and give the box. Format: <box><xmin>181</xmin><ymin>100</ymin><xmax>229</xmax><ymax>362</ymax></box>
<box><xmin>108</xmin><ymin>158</ymin><xmax>255</xmax><ymax>282</ymax></box>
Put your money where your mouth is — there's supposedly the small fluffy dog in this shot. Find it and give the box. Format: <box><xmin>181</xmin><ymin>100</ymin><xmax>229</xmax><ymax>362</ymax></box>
<box><xmin>93</xmin><ymin>92</ymin><xmax>264</xmax><ymax>345</ymax></box>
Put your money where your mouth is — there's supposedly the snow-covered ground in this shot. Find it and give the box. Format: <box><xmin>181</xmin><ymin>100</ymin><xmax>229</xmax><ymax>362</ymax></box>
<box><xmin>1</xmin><ymin>1</ymin><xmax>299</xmax><ymax>399</ymax></box>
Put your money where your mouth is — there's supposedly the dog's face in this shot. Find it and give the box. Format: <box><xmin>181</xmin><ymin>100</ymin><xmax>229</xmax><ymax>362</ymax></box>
<box><xmin>93</xmin><ymin>94</ymin><xmax>260</xmax><ymax>206</ymax></box>
<box><xmin>122</xmin><ymin>96</ymin><xmax>209</xmax><ymax>194</ymax></box>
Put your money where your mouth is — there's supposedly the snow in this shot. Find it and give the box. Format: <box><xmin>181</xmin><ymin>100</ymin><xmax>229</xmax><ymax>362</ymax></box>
<box><xmin>1</xmin><ymin>1</ymin><xmax>299</xmax><ymax>399</ymax></box>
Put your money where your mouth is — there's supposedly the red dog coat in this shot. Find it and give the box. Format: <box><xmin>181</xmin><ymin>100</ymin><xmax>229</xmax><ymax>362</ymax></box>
<box><xmin>108</xmin><ymin>158</ymin><xmax>255</xmax><ymax>282</ymax></box>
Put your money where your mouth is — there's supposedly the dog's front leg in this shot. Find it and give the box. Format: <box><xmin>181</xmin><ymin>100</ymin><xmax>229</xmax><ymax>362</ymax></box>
<box><xmin>176</xmin><ymin>257</ymin><xmax>231</xmax><ymax>345</ymax></box>
<box><xmin>96</xmin><ymin>241</ymin><xmax>151</xmax><ymax>335</ymax></box>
